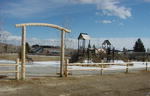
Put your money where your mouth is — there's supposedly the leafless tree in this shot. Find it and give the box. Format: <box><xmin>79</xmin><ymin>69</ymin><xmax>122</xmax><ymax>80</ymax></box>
<box><xmin>0</xmin><ymin>30</ymin><xmax>10</xmax><ymax>43</ymax></box>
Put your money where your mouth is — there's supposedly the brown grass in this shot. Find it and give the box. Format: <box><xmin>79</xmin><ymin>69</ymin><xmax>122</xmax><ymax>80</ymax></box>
<box><xmin>0</xmin><ymin>72</ymin><xmax>150</xmax><ymax>96</ymax></box>
<box><xmin>0</xmin><ymin>53</ymin><xmax>60</xmax><ymax>61</ymax></box>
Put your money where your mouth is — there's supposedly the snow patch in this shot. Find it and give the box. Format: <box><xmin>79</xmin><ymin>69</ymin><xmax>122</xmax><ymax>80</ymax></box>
<box><xmin>0</xmin><ymin>60</ymin><xmax>149</xmax><ymax>70</ymax></box>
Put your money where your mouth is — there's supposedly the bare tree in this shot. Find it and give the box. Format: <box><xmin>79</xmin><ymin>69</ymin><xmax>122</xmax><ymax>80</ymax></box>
<box><xmin>0</xmin><ymin>30</ymin><xmax>10</xmax><ymax>43</ymax></box>
<box><xmin>0</xmin><ymin>19</ymin><xmax>10</xmax><ymax>43</ymax></box>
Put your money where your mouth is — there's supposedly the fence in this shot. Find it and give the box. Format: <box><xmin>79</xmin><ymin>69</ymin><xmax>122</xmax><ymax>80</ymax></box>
<box><xmin>64</xmin><ymin>59</ymin><xmax>149</xmax><ymax>77</ymax></box>
<box><xmin>0</xmin><ymin>58</ymin><xmax>19</xmax><ymax>80</ymax></box>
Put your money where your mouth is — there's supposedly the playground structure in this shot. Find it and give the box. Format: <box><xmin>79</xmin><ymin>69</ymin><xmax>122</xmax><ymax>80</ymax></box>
<box><xmin>78</xmin><ymin>33</ymin><xmax>90</xmax><ymax>56</ymax></box>
<box><xmin>102</xmin><ymin>40</ymin><xmax>111</xmax><ymax>49</ymax></box>
<box><xmin>15</xmin><ymin>23</ymin><xmax>71</xmax><ymax>80</ymax></box>
<box><xmin>70</xmin><ymin>33</ymin><xmax>130</xmax><ymax>63</ymax></box>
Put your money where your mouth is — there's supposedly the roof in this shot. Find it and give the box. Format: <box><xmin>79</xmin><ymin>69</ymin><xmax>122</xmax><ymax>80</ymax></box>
<box><xmin>102</xmin><ymin>40</ymin><xmax>111</xmax><ymax>45</ymax></box>
<box><xmin>78</xmin><ymin>33</ymin><xmax>90</xmax><ymax>40</ymax></box>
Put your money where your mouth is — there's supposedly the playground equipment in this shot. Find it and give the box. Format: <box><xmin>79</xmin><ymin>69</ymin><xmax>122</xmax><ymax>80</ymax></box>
<box><xmin>102</xmin><ymin>40</ymin><xmax>111</xmax><ymax>49</ymax></box>
<box><xmin>78</xmin><ymin>33</ymin><xmax>90</xmax><ymax>56</ymax></box>
<box><xmin>72</xmin><ymin>37</ymin><xmax>130</xmax><ymax>63</ymax></box>
<box><xmin>16</xmin><ymin>23</ymin><xmax>71</xmax><ymax>80</ymax></box>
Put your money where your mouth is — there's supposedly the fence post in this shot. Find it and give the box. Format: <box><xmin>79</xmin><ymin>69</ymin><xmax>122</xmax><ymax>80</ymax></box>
<box><xmin>100</xmin><ymin>65</ymin><xmax>103</xmax><ymax>75</ymax></box>
<box><xmin>64</xmin><ymin>59</ymin><xmax>68</xmax><ymax>77</ymax></box>
<box><xmin>146</xmin><ymin>62</ymin><xmax>148</xmax><ymax>71</ymax></box>
<box><xmin>126</xmin><ymin>63</ymin><xmax>129</xmax><ymax>73</ymax></box>
<box><xmin>16</xmin><ymin>58</ymin><xmax>20</xmax><ymax>80</ymax></box>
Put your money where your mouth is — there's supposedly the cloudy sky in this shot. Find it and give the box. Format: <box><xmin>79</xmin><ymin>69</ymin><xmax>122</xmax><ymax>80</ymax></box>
<box><xmin>0</xmin><ymin>0</ymin><xmax>150</xmax><ymax>50</ymax></box>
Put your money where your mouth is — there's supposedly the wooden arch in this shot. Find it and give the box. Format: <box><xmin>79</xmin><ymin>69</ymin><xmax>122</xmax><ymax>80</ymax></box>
<box><xmin>16</xmin><ymin>23</ymin><xmax>71</xmax><ymax>80</ymax></box>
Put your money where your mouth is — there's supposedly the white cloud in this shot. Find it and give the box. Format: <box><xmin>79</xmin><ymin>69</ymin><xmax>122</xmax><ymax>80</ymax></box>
<box><xmin>28</xmin><ymin>38</ymin><xmax>60</xmax><ymax>46</ymax></box>
<box><xmin>0</xmin><ymin>30</ymin><xmax>11</xmax><ymax>42</ymax></box>
<box><xmin>73</xmin><ymin>0</ymin><xmax>132</xmax><ymax>19</ymax></box>
<box><xmin>1</xmin><ymin>0</ymin><xmax>131</xmax><ymax>19</ymax></box>
<box><xmin>99</xmin><ymin>20</ymin><xmax>112</xmax><ymax>24</ymax></box>
<box><xmin>144</xmin><ymin>0</ymin><xmax>150</xmax><ymax>2</ymax></box>
<box><xmin>7</xmin><ymin>36</ymin><xmax>21</xmax><ymax>41</ymax></box>
<box><xmin>1</xmin><ymin>0</ymin><xmax>69</xmax><ymax>18</ymax></box>
<box><xmin>0</xmin><ymin>30</ymin><xmax>21</xmax><ymax>45</ymax></box>
<box><xmin>2</xmin><ymin>31</ymin><xmax>150</xmax><ymax>50</ymax></box>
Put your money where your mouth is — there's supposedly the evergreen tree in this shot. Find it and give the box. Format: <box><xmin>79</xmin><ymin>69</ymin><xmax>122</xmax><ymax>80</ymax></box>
<box><xmin>18</xmin><ymin>42</ymin><xmax>30</xmax><ymax>60</ymax></box>
<box><xmin>123</xmin><ymin>47</ymin><xmax>127</xmax><ymax>54</ymax></box>
<box><xmin>133</xmin><ymin>38</ymin><xmax>145</xmax><ymax>52</ymax></box>
<box><xmin>26</xmin><ymin>42</ymin><xmax>30</xmax><ymax>53</ymax></box>
<box><xmin>88</xmin><ymin>43</ymin><xmax>91</xmax><ymax>48</ymax></box>
<box><xmin>93</xmin><ymin>44</ymin><xmax>96</xmax><ymax>49</ymax></box>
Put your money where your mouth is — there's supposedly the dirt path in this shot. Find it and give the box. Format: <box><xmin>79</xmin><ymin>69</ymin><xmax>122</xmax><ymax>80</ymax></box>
<box><xmin>0</xmin><ymin>71</ymin><xmax>150</xmax><ymax>96</ymax></box>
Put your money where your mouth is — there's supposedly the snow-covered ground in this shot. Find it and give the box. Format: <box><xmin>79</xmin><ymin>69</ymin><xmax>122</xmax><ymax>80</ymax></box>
<box><xmin>0</xmin><ymin>60</ymin><xmax>16</xmax><ymax>64</ymax></box>
<box><xmin>0</xmin><ymin>59</ymin><xmax>149</xmax><ymax>76</ymax></box>
<box><xmin>0</xmin><ymin>60</ymin><xmax>149</xmax><ymax>70</ymax></box>
<box><xmin>27</xmin><ymin>61</ymin><xmax>60</xmax><ymax>67</ymax></box>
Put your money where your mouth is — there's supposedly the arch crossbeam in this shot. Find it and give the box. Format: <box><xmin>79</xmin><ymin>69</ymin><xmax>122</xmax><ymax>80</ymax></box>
<box><xmin>16</xmin><ymin>23</ymin><xmax>71</xmax><ymax>32</ymax></box>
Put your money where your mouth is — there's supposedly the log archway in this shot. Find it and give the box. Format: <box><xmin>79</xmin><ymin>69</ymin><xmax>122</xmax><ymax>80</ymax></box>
<box><xmin>16</xmin><ymin>23</ymin><xmax>71</xmax><ymax>80</ymax></box>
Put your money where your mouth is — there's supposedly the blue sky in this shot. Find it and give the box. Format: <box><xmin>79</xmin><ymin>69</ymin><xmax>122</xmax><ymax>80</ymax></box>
<box><xmin>0</xmin><ymin>0</ymin><xmax>150</xmax><ymax>49</ymax></box>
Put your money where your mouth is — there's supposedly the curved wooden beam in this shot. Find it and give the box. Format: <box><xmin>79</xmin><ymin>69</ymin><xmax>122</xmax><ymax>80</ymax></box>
<box><xmin>16</xmin><ymin>23</ymin><xmax>71</xmax><ymax>32</ymax></box>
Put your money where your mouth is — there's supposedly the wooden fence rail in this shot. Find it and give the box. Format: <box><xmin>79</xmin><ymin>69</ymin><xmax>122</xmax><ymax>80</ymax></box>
<box><xmin>64</xmin><ymin>59</ymin><xmax>149</xmax><ymax>77</ymax></box>
<box><xmin>68</xmin><ymin>62</ymin><xmax>133</xmax><ymax>66</ymax></box>
<box><xmin>0</xmin><ymin>58</ymin><xmax>20</xmax><ymax>80</ymax></box>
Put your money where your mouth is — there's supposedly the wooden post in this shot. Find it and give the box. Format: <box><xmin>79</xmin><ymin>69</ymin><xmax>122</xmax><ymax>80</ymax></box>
<box><xmin>21</xmin><ymin>26</ymin><xmax>26</xmax><ymax>80</ymax></box>
<box><xmin>100</xmin><ymin>65</ymin><xmax>103</xmax><ymax>75</ymax></box>
<box><xmin>15</xmin><ymin>23</ymin><xmax>71</xmax><ymax>78</ymax></box>
<box><xmin>60</xmin><ymin>30</ymin><xmax>65</xmax><ymax>77</ymax></box>
<box><xmin>15</xmin><ymin>58</ymin><xmax>20</xmax><ymax>80</ymax></box>
<box><xmin>146</xmin><ymin>62</ymin><xmax>148</xmax><ymax>71</ymax></box>
<box><xmin>78</xmin><ymin>39</ymin><xmax>79</xmax><ymax>55</ymax></box>
<box><xmin>64</xmin><ymin>59</ymin><xmax>68</xmax><ymax>77</ymax></box>
<box><xmin>100</xmin><ymin>60</ymin><xmax>104</xmax><ymax>75</ymax></box>
<box><xmin>126</xmin><ymin>64</ymin><xmax>129</xmax><ymax>73</ymax></box>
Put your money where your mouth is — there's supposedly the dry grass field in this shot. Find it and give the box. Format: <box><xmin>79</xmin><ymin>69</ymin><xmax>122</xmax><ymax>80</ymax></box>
<box><xmin>0</xmin><ymin>53</ymin><xmax>60</xmax><ymax>61</ymax></box>
<box><xmin>0</xmin><ymin>71</ymin><xmax>150</xmax><ymax>96</ymax></box>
